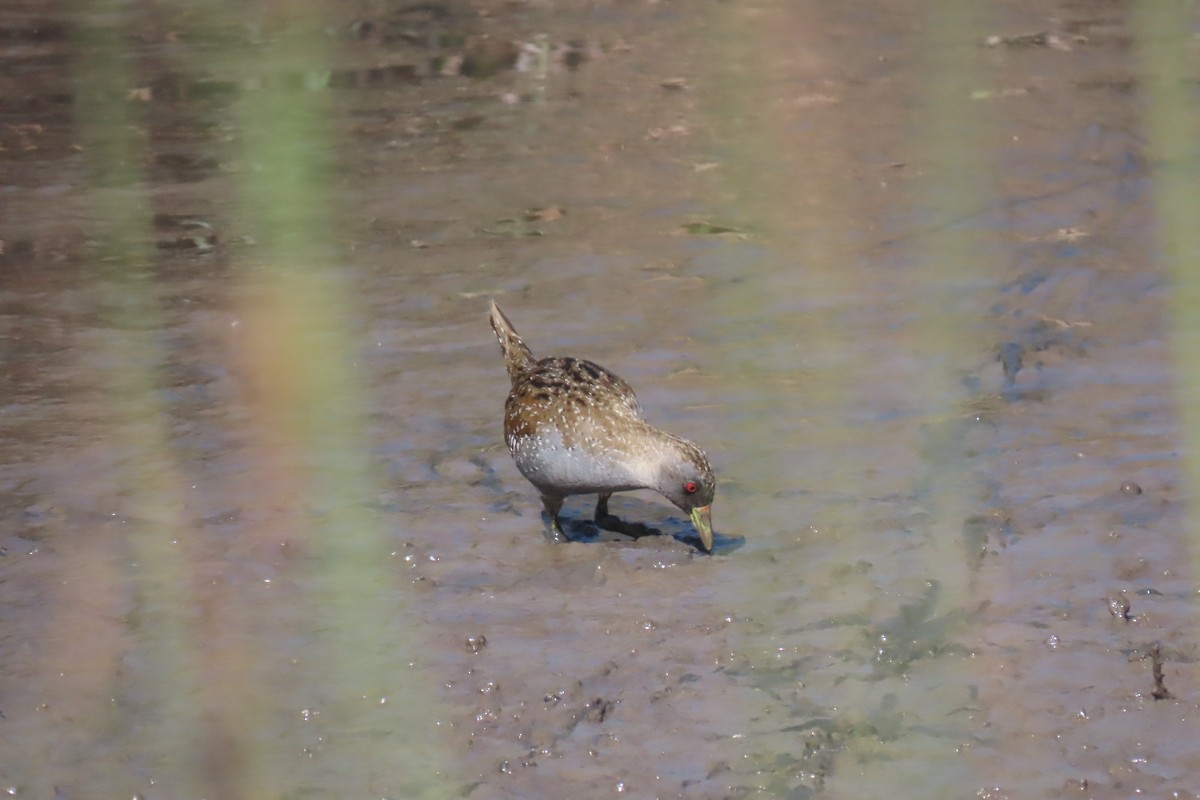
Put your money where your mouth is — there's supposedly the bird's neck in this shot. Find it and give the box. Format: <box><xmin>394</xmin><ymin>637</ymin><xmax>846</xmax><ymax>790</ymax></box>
<box><xmin>622</xmin><ymin>425</ymin><xmax>688</xmax><ymax>489</ymax></box>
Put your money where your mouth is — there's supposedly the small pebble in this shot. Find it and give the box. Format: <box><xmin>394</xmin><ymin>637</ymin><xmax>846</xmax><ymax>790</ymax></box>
<box><xmin>466</xmin><ymin>634</ymin><xmax>488</xmax><ymax>653</ymax></box>
<box><xmin>1105</xmin><ymin>594</ymin><xmax>1131</xmax><ymax>621</ymax></box>
<box><xmin>1119</xmin><ymin>482</ymin><xmax>1143</xmax><ymax>496</ymax></box>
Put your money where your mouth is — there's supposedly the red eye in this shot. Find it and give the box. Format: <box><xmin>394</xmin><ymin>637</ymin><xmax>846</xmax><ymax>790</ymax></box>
<box><xmin>683</xmin><ymin>481</ymin><xmax>698</xmax><ymax>495</ymax></box>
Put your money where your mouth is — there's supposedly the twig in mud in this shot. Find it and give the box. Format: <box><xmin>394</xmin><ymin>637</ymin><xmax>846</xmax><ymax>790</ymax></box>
<box><xmin>1150</xmin><ymin>643</ymin><xmax>1172</xmax><ymax>701</ymax></box>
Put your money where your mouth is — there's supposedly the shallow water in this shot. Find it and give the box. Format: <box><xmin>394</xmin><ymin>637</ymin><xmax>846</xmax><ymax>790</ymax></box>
<box><xmin>2</xmin><ymin>0</ymin><xmax>1198</xmax><ymax>798</ymax></box>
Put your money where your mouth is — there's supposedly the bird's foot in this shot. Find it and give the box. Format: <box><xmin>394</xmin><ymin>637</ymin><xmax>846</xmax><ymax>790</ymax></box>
<box><xmin>540</xmin><ymin>494</ymin><xmax>570</xmax><ymax>543</ymax></box>
<box><xmin>542</xmin><ymin>515</ymin><xmax>571</xmax><ymax>544</ymax></box>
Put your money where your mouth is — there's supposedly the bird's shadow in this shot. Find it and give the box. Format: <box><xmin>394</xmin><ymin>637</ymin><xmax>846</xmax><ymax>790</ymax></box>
<box><xmin>545</xmin><ymin>510</ymin><xmax>742</xmax><ymax>555</ymax></box>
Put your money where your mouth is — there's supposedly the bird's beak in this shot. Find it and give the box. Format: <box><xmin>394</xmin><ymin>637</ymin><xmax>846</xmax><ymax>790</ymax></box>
<box><xmin>690</xmin><ymin>505</ymin><xmax>713</xmax><ymax>552</ymax></box>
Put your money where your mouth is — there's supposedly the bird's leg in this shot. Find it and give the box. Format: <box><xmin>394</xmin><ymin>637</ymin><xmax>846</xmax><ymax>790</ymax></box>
<box><xmin>541</xmin><ymin>493</ymin><xmax>567</xmax><ymax>542</ymax></box>
<box><xmin>594</xmin><ymin>493</ymin><xmax>652</xmax><ymax>539</ymax></box>
<box><xmin>594</xmin><ymin>493</ymin><xmax>613</xmax><ymax>523</ymax></box>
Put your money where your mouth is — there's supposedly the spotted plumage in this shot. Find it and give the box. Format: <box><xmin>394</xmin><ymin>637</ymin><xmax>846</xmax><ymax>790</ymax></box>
<box><xmin>489</xmin><ymin>300</ymin><xmax>716</xmax><ymax>551</ymax></box>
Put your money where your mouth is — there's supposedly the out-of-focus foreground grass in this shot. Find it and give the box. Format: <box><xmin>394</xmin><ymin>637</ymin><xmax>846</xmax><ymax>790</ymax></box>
<box><xmin>1135</xmin><ymin>4</ymin><xmax>1200</xmax><ymax>515</ymax></box>
<box><xmin>60</xmin><ymin>0</ymin><xmax>1199</xmax><ymax>795</ymax></box>
<box><xmin>71</xmin><ymin>1</ymin><xmax>447</xmax><ymax>796</ymax></box>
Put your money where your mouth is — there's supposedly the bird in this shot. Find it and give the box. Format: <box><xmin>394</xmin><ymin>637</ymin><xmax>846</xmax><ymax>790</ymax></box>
<box><xmin>488</xmin><ymin>299</ymin><xmax>716</xmax><ymax>551</ymax></box>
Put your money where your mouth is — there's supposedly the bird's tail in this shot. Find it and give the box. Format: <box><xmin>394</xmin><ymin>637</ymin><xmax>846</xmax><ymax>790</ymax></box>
<box><xmin>489</xmin><ymin>300</ymin><xmax>536</xmax><ymax>383</ymax></box>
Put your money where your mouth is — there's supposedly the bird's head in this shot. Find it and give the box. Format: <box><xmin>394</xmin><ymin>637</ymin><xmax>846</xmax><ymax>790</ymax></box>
<box><xmin>656</xmin><ymin>436</ymin><xmax>716</xmax><ymax>552</ymax></box>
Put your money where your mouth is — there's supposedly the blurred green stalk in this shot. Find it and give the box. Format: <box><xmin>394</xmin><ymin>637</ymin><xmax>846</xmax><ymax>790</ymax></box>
<box><xmin>910</xmin><ymin>0</ymin><xmax>997</xmax><ymax>612</ymax></box>
<box><xmin>1133</xmin><ymin>3</ymin><xmax>1200</xmax><ymax>556</ymax></box>
<box><xmin>227</xmin><ymin>3</ymin><xmax>449</xmax><ymax>797</ymax></box>
<box><xmin>72</xmin><ymin>3</ymin><xmax>203</xmax><ymax>794</ymax></box>
<box><xmin>701</xmin><ymin>0</ymin><xmax>995</xmax><ymax>795</ymax></box>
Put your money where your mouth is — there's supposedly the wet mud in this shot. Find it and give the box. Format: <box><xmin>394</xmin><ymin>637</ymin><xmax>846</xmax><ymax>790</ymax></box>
<box><xmin>1</xmin><ymin>0</ymin><xmax>1197</xmax><ymax>798</ymax></box>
